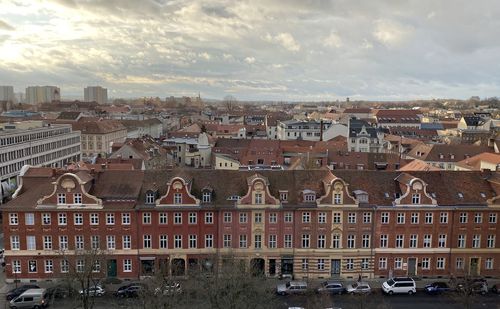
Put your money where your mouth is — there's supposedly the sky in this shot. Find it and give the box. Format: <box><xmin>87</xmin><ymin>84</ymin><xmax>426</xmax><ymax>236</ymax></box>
<box><xmin>0</xmin><ymin>0</ymin><xmax>500</xmax><ymax>101</ymax></box>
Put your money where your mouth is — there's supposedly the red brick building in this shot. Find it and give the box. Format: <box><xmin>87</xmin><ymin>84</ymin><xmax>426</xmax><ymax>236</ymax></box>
<box><xmin>2</xmin><ymin>167</ymin><xmax>499</xmax><ymax>283</ymax></box>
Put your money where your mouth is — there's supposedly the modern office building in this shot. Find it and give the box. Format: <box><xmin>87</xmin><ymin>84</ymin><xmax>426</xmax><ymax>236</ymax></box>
<box><xmin>26</xmin><ymin>86</ymin><xmax>60</xmax><ymax>104</ymax></box>
<box><xmin>84</xmin><ymin>86</ymin><xmax>108</xmax><ymax>105</ymax></box>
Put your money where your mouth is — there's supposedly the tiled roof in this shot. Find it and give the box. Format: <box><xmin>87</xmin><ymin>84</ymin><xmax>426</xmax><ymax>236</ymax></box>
<box><xmin>407</xmin><ymin>143</ymin><xmax>493</xmax><ymax>162</ymax></box>
<box><xmin>72</xmin><ymin>119</ymin><xmax>126</xmax><ymax>134</ymax></box>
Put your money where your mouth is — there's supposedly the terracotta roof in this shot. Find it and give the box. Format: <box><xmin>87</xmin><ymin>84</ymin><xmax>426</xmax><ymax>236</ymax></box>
<box><xmin>343</xmin><ymin>108</ymin><xmax>372</xmax><ymax>114</ymax></box>
<box><xmin>455</xmin><ymin>152</ymin><xmax>500</xmax><ymax>170</ymax></box>
<box><xmin>407</xmin><ymin>143</ymin><xmax>493</xmax><ymax>162</ymax></box>
<box><xmin>398</xmin><ymin>159</ymin><xmax>441</xmax><ymax>171</ymax></box>
<box><xmin>72</xmin><ymin>119</ymin><xmax>126</xmax><ymax>134</ymax></box>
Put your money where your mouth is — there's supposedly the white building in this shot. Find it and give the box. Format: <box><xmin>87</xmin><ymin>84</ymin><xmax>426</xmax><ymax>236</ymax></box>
<box><xmin>276</xmin><ymin>119</ymin><xmax>333</xmax><ymax>141</ymax></box>
<box><xmin>163</xmin><ymin>133</ymin><xmax>212</xmax><ymax>168</ymax></box>
<box><xmin>347</xmin><ymin>119</ymin><xmax>385</xmax><ymax>153</ymax></box>
<box><xmin>84</xmin><ymin>86</ymin><xmax>108</xmax><ymax>104</ymax></box>
<box><xmin>0</xmin><ymin>121</ymin><xmax>81</xmax><ymax>203</ymax></box>
<box><xmin>0</xmin><ymin>86</ymin><xmax>15</xmax><ymax>102</ymax></box>
<box><xmin>26</xmin><ymin>86</ymin><xmax>60</xmax><ymax>104</ymax></box>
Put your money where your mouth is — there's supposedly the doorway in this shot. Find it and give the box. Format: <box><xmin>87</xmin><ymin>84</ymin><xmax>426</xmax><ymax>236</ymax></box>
<box><xmin>407</xmin><ymin>258</ymin><xmax>416</xmax><ymax>277</ymax></box>
<box><xmin>469</xmin><ymin>258</ymin><xmax>479</xmax><ymax>276</ymax></box>
<box><xmin>107</xmin><ymin>259</ymin><xmax>117</xmax><ymax>277</ymax></box>
<box><xmin>331</xmin><ymin>259</ymin><xmax>341</xmax><ymax>277</ymax></box>
<box><xmin>250</xmin><ymin>258</ymin><xmax>265</xmax><ymax>276</ymax></box>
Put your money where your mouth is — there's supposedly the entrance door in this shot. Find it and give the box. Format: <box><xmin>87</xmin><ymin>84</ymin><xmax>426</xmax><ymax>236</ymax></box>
<box><xmin>407</xmin><ymin>258</ymin><xmax>416</xmax><ymax>277</ymax></box>
<box><xmin>281</xmin><ymin>258</ymin><xmax>293</xmax><ymax>278</ymax></box>
<box><xmin>470</xmin><ymin>258</ymin><xmax>479</xmax><ymax>276</ymax></box>
<box><xmin>269</xmin><ymin>259</ymin><xmax>276</xmax><ymax>276</ymax></box>
<box><xmin>107</xmin><ymin>259</ymin><xmax>117</xmax><ymax>277</ymax></box>
<box><xmin>331</xmin><ymin>259</ymin><xmax>341</xmax><ymax>277</ymax></box>
<box><xmin>250</xmin><ymin>258</ymin><xmax>265</xmax><ymax>276</ymax></box>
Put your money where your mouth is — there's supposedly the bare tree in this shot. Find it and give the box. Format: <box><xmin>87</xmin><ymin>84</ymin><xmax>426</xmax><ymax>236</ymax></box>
<box><xmin>447</xmin><ymin>266</ymin><xmax>487</xmax><ymax>309</ymax></box>
<box><xmin>223</xmin><ymin>95</ymin><xmax>238</xmax><ymax>113</ymax></box>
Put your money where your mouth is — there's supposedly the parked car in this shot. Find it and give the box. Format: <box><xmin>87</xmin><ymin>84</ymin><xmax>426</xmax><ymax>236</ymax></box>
<box><xmin>456</xmin><ymin>281</ymin><xmax>488</xmax><ymax>295</ymax></box>
<box><xmin>491</xmin><ymin>284</ymin><xmax>500</xmax><ymax>294</ymax></box>
<box><xmin>115</xmin><ymin>283</ymin><xmax>144</xmax><ymax>298</ymax></box>
<box><xmin>346</xmin><ymin>282</ymin><xmax>371</xmax><ymax>295</ymax></box>
<box><xmin>6</xmin><ymin>285</ymin><xmax>41</xmax><ymax>301</ymax></box>
<box><xmin>424</xmin><ymin>282</ymin><xmax>453</xmax><ymax>295</ymax></box>
<box><xmin>9</xmin><ymin>288</ymin><xmax>49</xmax><ymax>309</ymax></box>
<box><xmin>46</xmin><ymin>284</ymin><xmax>78</xmax><ymax>299</ymax></box>
<box><xmin>79</xmin><ymin>285</ymin><xmax>105</xmax><ymax>297</ymax></box>
<box><xmin>382</xmin><ymin>277</ymin><xmax>416</xmax><ymax>295</ymax></box>
<box><xmin>276</xmin><ymin>281</ymin><xmax>308</xmax><ymax>295</ymax></box>
<box><xmin>316</xmin><ymin>281</ymin><xmax>345</xmax><ymax>295</ymax></box>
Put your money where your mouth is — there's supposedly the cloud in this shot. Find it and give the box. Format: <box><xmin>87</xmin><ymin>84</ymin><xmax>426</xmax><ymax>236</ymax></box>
<box><xmin>373</xmin><ymin>19</ymin><xmax>412</xmax><ymax>47</ymax></box>
<box><xmin>265</xmin><ymin>32</ymin><xmax>301</xmax><ymax>52</ymax></box>
<box><xmin>324</xmin><ymin>31</ymin><xmax>342</xmax><ymax>48</ymax></box>
<box><xmin>244</xmin><ymin>56</ymin><xmax>256</xmax><ymax>64</ymax></box>
<box><xmin>0</xmin><ymin>20</ymin><xmax>14</xmax><ymax>31</ymax></box>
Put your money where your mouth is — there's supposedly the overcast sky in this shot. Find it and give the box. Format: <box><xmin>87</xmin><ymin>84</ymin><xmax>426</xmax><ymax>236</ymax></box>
<box><xmin>1</xmin><ymin>0</ymin><xmax>499</xmax><ymax>101</ymax></box>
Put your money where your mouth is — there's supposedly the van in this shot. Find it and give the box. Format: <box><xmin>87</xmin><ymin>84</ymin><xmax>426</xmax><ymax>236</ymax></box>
<box><xmin>9</xmin><ymin>288</ymin><xmax>49</xmax><ymax>309</ymax></box>
<box><xmin>382</xmin><ymin>277</ymin><xmax>416</xmax><ymax>295</ymax></box>
<box><xmin>276</xmin><ymin>281</ymin><xmax>308</xmax><ymax>295</ymax></box>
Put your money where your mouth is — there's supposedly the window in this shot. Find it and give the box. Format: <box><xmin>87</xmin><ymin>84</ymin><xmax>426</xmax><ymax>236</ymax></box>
<box><xmin>485</xmin><ymin>258</ymin><xmax>494</xmax><ymax>270</ymax></box>
<box><xmin>61</xmin><ymin>260</ymin><xmax>69</xmax><ymax>273</ymax></box>
<box><xmin>223</xmin><ymin>235</ymin><xmax>232</xmax><ymax>248</ymax></box>
<box><xmin>239</xmin><ymin>213</ymin><xmax>248</xmax><ymax>223</ymax></box>
<box><xmin>123</xmin><ymin>259</ymin><xmax>132</xmax><ymax>272</ymax></box>
<box><xmin>143</xmin><ymin>235</ymin><xmax>152</xmax><ymax>248</ymax></box>
<box><xmin>410</xmin><ymin>235</ymin><xmax>417</xmax><ymax>248</ymax></box>
<box><xmin>396</xmin><ymin>213</ymin><xmax>405</xmax><ymax>224</ymax></box>
<box><xmin>412</xmin><ymin>193</ymin><xmax>420</xmax><ymax>204</ymax></box>
<box><xmin>487</xmin><ymin>235</ymin><xmax>495</xmax><ymax>248</ymax></box>
<box><xmin>12</xmin><ymin>260</ymin><xmax>21</xmax><ymax>274</ymax></box>
<box><xmin>422</xmin><ymin>258</ymin><xmax>430</xmax><ymax>270</ymax></box>
<box><xmin>123</xmin><ymin>235</ymin><xmax>131</xmax><ymax>249</ymax></box>
<box><xmin>269</xmin><ymin>234</ymin><xmax>277</xmax><ymax>248</ymax></box>
<box><xmin>302</xmin><ymin>259</ymin><xmax>309</xmax><ymax>271</ymax></box>
<box><xmin>423</xmin><ymin>212</ymin><xmax>432</xmax><ymax>224</ymax></box>
<box><xmin>317</xmin><ymin>235</ymin><xmax>326</xmax><ymax>248</ymax></box>
<box><xmin>43</xmin><ymin>236</ymin><xmax>52</xmax><ymax>250</ymax></box>
<box><xmin>361</xmin><ymin>234</ymin><xmax>370</xmax><ymax>248</ymax></box>
<box><xmin>436</xmin><ymin>257</ymin><xmax>445</xmax><ymax>269</ymax></box>
<box><xmin>223</xmin><ymin>212</ymin><xmax>232</xmax><ymax>223</ymax></box>
<box><xmin>143</xmin><ymin>212</ymin><xmax>151</xmax><ymax>224</ymax></box>
<box><xmin>394</xmin><ymin>258</ymin><xmax>403</xmax><ymax>269</ymax></box>
<box><xmin>27</xmin><ymin>236</ymin><xmax>36</xmax><ymax>250</ymax></box>
<box><xmin>57</xmin><ymin>193</ymin><xmax>66</xmax><ymax>204</ymax></box>
<box><xmin>90</xmin><ymin>213</ymin><xmax>99</xmax><ymax>225</ymax></box>
<box><xmin>361</xmin><ymin>258</ymin><xmax>369</xmax><ymax>270</ymax></box>
<box><xmin>318</xmin><ymin>212</ymin><xmax>327</xmax><ymax>224</ymax></box>
<box><xmin>189</xmin><ymin>235</ymin><xmax>197</xmax><ymax>248</ymax></box>
<box><xmin>76</xmin><ymin>260</ymin><xmax>85</xmax><ymax>272</ymax></box>
<box><xmin>474</xmin><ymin>213</ymin><xmax>482</xmax><ymax>224</ymax></box>
<box><xmin>202</xmin><ymin>191</ymin><xmax>211</xmax><ymax>203</ymax></box>
<box><xmin>107</xmin><ymin>235</ymin><xmax>115</xmax><ymax>250</ymax></box>
<box><xmin>333</xmin><ymin>193</ymin><xmax>342</xmax><ymax>204</ymax></box>
<box><xmin>44</xmin><ymin>260</ymin><xmax>53</xmax><ymax>273</ymax></box>
<box><xmin>205</xmin><ymin>234</ymin><xmax>213</xmax><ymax>248</ymax></box>
<box><xmin>269</xmin><ymin>213</ymin><xmax>278</xmax><ymax>223</ymax></box>
<box><xmin>254</xmin><ymin>193</ymin><xmax>263</xmax><ymax>204</ymax></box>
<box><xmin>204</xmin><ymin>212</ymin><xmax>213</xmax><ymax>224</ymax></box>
<box><xmin>159</xmin><ymin>212</ymin><xmax>168</xmax><ymax>224</ymax></box>
<box><xmin>456</xmin><ymin>257</ymin><xmax>464</xmax><ymax>270</ymax></box>
<box><xmin>74</xmin><ymin>213</ymin><xmax>83</xmax><ymax>225</ymax></box>
<box><xmin>10</xmin><ymin>235</ymin><xmax>20</xmax><ymax>250</ymax></box>
<box><xmin>332</xmin><ymin>234</ymin><xmax>341</xmax><ymax>248</ymax></box>
<box><xmin>174</xmin><ymin>213</ymin><xmax>182</xmax><ymax>224</ymax></box>
<box><xmin>122</xmin><ymin>213</ymin><xmax>130</xmax><ymax>225</ymax></box>
<box><xmin>42</xmin><ymin>213</ymin><xmax>51</xmax><ymax>225</ymax></box>
<box><xmin>457</xmin><ymin>235</ymin><xmax>466</xmax><ymax>248</ymax></box>
<box><xmin>302</xmin><ymin>212</ymin><xmax>311</xmax><ymax>223</ymax></box>
<box><xmin>239</xmin><ymin>235</ymin><xmax>247</xmax><ymax>248</ymax></box>
<box><xmin>75</xmin><ymin>235</ymin><xmax>84</xmax><ymax>250</ymax></box>
<box><xmin>73</xmin><ymin>193</ymin><xmax>82</xmax><ymax>204</ymax></box>
<box><xmin>284</xmin><ymin>212</ymin><xmax>293</xmax><ymax>223</ymax></box>
<box><xmin>189</xmin><ymin>212</ymin><xmax>197</xmax><ymax>224</ymax></box>
<box><xmin>25</xmin><ymin>213</ymin><xmax>34</xmax><ymax>225</ymax></box>
<box><xmin>345</xmin><ymin>258</ymin><xmax>354</xmax><ymax>270</ymax></box>
<box><xmin>411</xmin><ymin>213</ymin><xmax>419</xmax><ymax>224</ymax></box>
<box><xmin>380</xmin><ymin>235</ymin><xmax>388</xmax><ymax>248</ymax></box>
<box><xmin>302</xmin><ymin>234</ymin><xmax>310</xmax><ymax>248</ymax></box>
<box><xmin>59</xmin><ymin>236</ymin><xmax>68</xmax><ymax>250</ymax></box>
<box><xmin>347</xmin><ymin>235</ymin><xmax>356</xmax><ymax>248</ymax></box>
<box><xmin>423</xmin><ymin>234</ymin><xmax>432</xmax><ymax>248</ymax></box>
<box><xmin>395</xmin><ymin>235</ymin><xmax>404</xmax><ymax>248</ymax></box>
<box><xmin>254</xmin><ymin>212</ymin><xmax>262</xmax><ymax>223</ymax></box>
<box><xmin>280</xmin><ymin>192</ymin><xmax>288</xmax><ymax>202</ymax></box>
<box><xmin>304</xmin><ymin>193</ymin><xmax>315</xmax><ymax>202</ymax></box>
<box><xmin>440</xmin><ymin>212</ymin><xmax>448</xmax><ymax>224</ymax></box>
<box><xmin>174</xmin><ymin>235</ymin><xmax>182</xmax><ymax>248</ymax></box>
<box><xmin>174</xmin><ymin>193</ymin><xmax>182</xmax><ymax>204</ymax></box>
<box><xmin>381</xmin><ymin>212</ymin><xmax>389</xmax><ymax>224</ymax></box>
<box><xmin>146</xmin><ymin>192</ymin><xmax>155</xmax><ymax>204</ymax></box>
<box><xmin>379</xmin><ymin>258</ymin><xmax>387</xmax><ymax>270</ymax></box>
<box><xmin>318</xmin><ymin>259</ymin><xmax>325</xmax><ymax>271</ymax></box>
<box><xmin>348</xmin><ymin>212</ymin><xmax>356</xmax><ymax>224</ymax></box>
<box><xmin>363</xmin><ymin>212</ymin><xmax>372</xmax><ymax>224</ymax></box>
<box><xmin>438</xmin><ymin>235</ymin><xmax>447</xmax><ymax>248</ymax></box>
<box><xmin>472</xmin><ymin>235</ymin><xmax>481</xmax><ymax>248</ymax></box>
<box><xmin>284</xmin><ymin>234</ymin><xmax>292</xmax><ymax>248</ymax></box>
<box><xmin>489</xmin><ymin>213</ymin><xmax>497</xmax><ymax>224</ymax></box>
<box><xmin>459</xmin><ymin>212</ymin><xmax>467</xmax><ymax>224</ymax></box>
<box><xmin>333</xmin><ymin>212</ymin><xmax>341</xmax><ymax>224</ymax></box>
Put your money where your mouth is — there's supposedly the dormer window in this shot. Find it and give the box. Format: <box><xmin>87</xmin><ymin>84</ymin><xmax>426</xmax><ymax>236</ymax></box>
<box><xmin>439</xmin><ymin>153</ymin><xmax>444</xmax><ymax>159</ymax></box>
<box><xmin>450</xmin><ymin>154</ymin><xmax>455</xmax><ymax>159</ymax></box>
<box><xmin>254</xmin><ymin>193</ymin><xmax>263</xmax><ymax>204</ymax></box>
<box><xmin>457</xmin><ymin>192</ymin><xmax>464</xmax><ymax>199</ymax></box>
<box><xmin>384</xmin><ymin>192</ymin><xmax>390</xmax><ymax>199</ymax></box>
<box><xmin>333</xmin><ymin>193</ymin><xmax>342</xmax><ymax>204</ymax></box>
<box><xmin>431</xmin><ymin>192</ymin><xmax>436</xmax><ymax>198</ymax></box>
<box><xmin>480</xmin><ymin>192</ymin><xmax>486</xmax><ymax>198</ymax></box>
<box><xmin>73</xmin><ymin>193</ymin><xmax>82</xmax><ymax>204</ymax></box>
<box><xmin>304</xmin><ymin>194</ymin><xmax>316</xmax><ymax>202</ymax></box>
<box><xmin>202</xmin><ymin>191</ymin><xmax>211</xmax><ymax>203</ymax></box>
<box><xmin>412</xmin><ymin>193</ymin><xmax>421</xmax><ymax>204</ymax></box>
<box><xmin>394</xmin><ymin>192</ymin><xmax>401</xmax><ymax>199</ymax></box>
<box><xmin>146</xmin><ymin>192</ymin><xmax>155</xmax><ymax>204</ymax></box>
<box><xmin>279</xmin><ymin>191</ymin><xmax>288</xmax><ymax>202</ymax></box>
<box><xmin>174</xmin><ymin>193</ymin><xmax>182</xmax><ymax>204</ymax></box>
<box><xmin>57</xmin><ymin>193</ymin><xmax>66</xmax><ymax>204</ymax></box>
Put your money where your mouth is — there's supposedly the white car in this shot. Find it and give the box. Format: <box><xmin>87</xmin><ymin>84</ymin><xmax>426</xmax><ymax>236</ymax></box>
<box><xmin>346</xmin><ymin>282</ymin><xmax>371</xmax><ymax>295</ymax></box>
<box><xmin>79</xmin><ymin>285</ymin><xmax>105</xmax><ymax>297</ymax></box>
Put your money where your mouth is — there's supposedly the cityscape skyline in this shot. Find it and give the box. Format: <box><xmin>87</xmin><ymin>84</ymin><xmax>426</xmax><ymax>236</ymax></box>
<box><xmin>1</xmin><ymin>1</ymin><xmax>500</xmax><ymax>101</ymax></box>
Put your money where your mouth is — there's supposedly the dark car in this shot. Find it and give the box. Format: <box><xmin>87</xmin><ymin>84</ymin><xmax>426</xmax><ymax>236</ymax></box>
<box><xmin>6</xmin><ymin>284</ymin><xmax>41</xmax><ymax>300</ymax></box>
<box><xmin>47</xmin><ymin>284</ymin><xmax>78</xmax><ymax>299</ymax></box>
<box><xmin>316</xmin><ymin>281</ymin><xmax>346</xmax><ymax>295</ymax></box>
<box><xmin>491</xmin><ymin>284</ymin><xmax>500</xmax><ymax>294</ymax></box>
<box><xmin>424</xmin><ymin>282</ymin><xmax>452</xmax><ymax>295</ymax></box>
<box><xmin>115</xmin><ymin>283</ymin><xmax>144</xmax><ymax>298</ymax></box>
